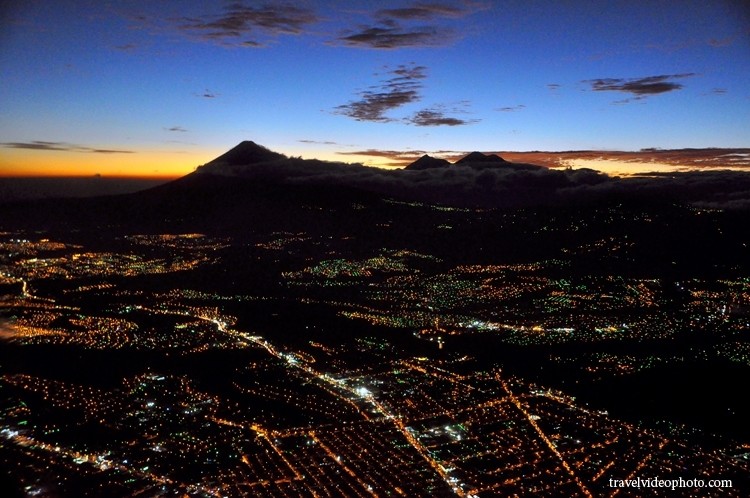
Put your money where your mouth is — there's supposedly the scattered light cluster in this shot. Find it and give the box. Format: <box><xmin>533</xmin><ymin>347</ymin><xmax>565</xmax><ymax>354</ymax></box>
<box><xmin>1</xmin><ymin>217</ymin><xmax>749</xmax><ymax>496</ymax></box>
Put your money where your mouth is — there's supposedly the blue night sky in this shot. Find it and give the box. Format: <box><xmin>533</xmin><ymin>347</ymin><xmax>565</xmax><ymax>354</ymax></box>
<box><xmin>1</xmin><ymin>0</ymin><xmax>749</xmax><ymax>177</ymax></box>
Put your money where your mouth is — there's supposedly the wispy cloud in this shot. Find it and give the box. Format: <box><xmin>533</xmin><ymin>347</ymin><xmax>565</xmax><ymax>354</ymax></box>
<box><xmin>708</xmin><ymin>36</ymin><xmax>734</xmax><ymax>47</ymax></box>
<box><xmin>334</xmin><ymin>64</ymin><xmax>427</xmax><ymax>122</ymax></box>
<box><xmin>584</xmin><ymin>73</ymin><xmax>695</xmax><ymax>103</ymax></box>
<box><xmin>496</xmin><ymin>104</ymin><xmax>526</xmax><ymax>112</ymax></box>
<box><xmin>1</xmin><ymin>141</ymin><xmax>134</xmax><ymax>154</ymax></box>
<box><xmin>196</xmin><ymin>89</ymin><xmax>218</xmax><ymax>98</ymax></box>
<box><xmin>377</xmin><ymin>3</ymin><xmax>467</xmax><ymax>20</ymax></box>
<box><xmin>298</xmin><ymin>139</ymin><xmax>338</xmax><ymax>145</ymax></box>
<box><xmin>335</xmin><ymin>26</ymin><xmax>450</xmax><ymax>49</ymax></box>
<box><xmin>547</xmin><ymin>83</ymin><xmax>561</xmax><ymax>91</ymax></box>
<box><xmin>114</xmin><ymin>43</ymin><xmax>138</xmax><ymax>51</ymax></box>
<box><xmin>333</xmin><ymin>2</ymin><xmax>477</xmax><ymax>49</ymax></box>
<box><xmin>407</xmin><ymin>105</ymin><xmax>477</xmax><ymax>126</ymax></box>
<box><xmin>176</xmin><ymin>2</ymin><xmax>319</xmax><ymax>47</ymax></box>
<box><xmin>335</xmin><ymin>65</ymin><xmax>475</xmax><ymax>126</ymax></box>
<box><xmin>164</xmin><ymin>126</ymin><xmax>188</xmax><ymax>132</ymax></box>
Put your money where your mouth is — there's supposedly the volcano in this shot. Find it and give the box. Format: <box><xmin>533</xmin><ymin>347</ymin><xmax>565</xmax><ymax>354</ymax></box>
<box><xmin>201</xmin><ymin>140</ymin><xmax>287</xmax><ymax>168</ymax></box>
<box><xmin>404</xmin><ymin>155</ymin><xmax>451</xmax><ymax>170</ymax></box>
<box><xmin>455</xmin><ymin>151</ymin><xmax>507</xmax><ymax>164</ymax></box>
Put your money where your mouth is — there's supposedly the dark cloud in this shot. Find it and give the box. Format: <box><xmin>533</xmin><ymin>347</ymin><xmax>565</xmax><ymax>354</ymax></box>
<box><xmin>197</xmin><ymin>89</ymin><xmax>217</xmax><ymax>98</ymax></box>
<box><xmin>334</xmin><ymin>1</ymin><xmax>476</xmax><ymax>49</ymax></box>
<box><xmin>177</xmin><ymin>2</ymin><xmax>318</xmax><ymax>47</ymax></box>
<box><xmin>334</xmin><ymin>64</ymin><xmax>427</xmax><ymax>122</ymax></box>
<box><xmin>335</xmin><ymin>66</ymin><xmax>476</xmax><ymax>127</ymax></box>
<box><xmin>710</xmin><ymin>88</ymin><xmax>727</xmax><ymax>95</ymax></box>
<box><xmin>114</xmin><ymin>43</ymin><xmax>137</xmax><ymax>51</ymax></box>
<box><xmin>584</xmin><ymin>74</ymin><xmax>695</xmax><ymax>101</ymax></box>
<box><xmin>408</xmin><ymin>107</ymin><xmax>477</xmax><ymax>126</ymax></box>
<box><xmin>335</xmin><ymin>25</ymin><xmax>451</xmax><ymax>49</ymax></box>
<box><xmin>1</xmin><ymin>141</ymin><xmax>134</xmax><ymax>154</ymax></box>
<box><xmin>547</xmin><ymin>83</ymin><xmax>561</xmax><ymax>91</ymax></box>
<box><xmin>496</xmin><ymin>104</ymin><xmax>526</xmax><ymax>112</ymax></box>
<box><xmin>89</xmin><ymin>149</ymin><xmax>134</xmax><ymax>154</ymax></box>
<box><xmin>298</xmin><ymin>139</ymin><xmax>338</xmax><ymax>145</ymax></box>
<box><xmin>165</xmin><ymin>126</ymin><xmax>188</xmax><ymax>132</ymax></box>
<box><xmin>376</xmin><ymin>3</ymin><xmax>466</xmax><ymax>20</ymax></box>
<box><xmin>708</xmin><ymin>36</ymin><xmax>734</xmax><ymax>47</ymax></box>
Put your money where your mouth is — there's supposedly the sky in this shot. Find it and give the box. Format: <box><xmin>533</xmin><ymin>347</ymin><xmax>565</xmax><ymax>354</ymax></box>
<box><xmin>1</xmin><ymin>0</ymin><xmax>749</xmax><ymax>178</ymax></box>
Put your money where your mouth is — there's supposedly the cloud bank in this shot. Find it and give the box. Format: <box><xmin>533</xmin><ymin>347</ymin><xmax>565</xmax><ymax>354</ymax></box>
<box><xmin>196</xmin><ymin>150</ymin><xmax>750</xmax><ymax>210</ymax></box>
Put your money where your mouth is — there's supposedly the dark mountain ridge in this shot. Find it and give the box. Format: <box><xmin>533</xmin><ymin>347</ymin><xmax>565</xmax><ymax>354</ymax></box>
<box><xmin>455</xmin><ymin>151</ymin><xmax>506</xmax><ymax>164</ymax></box>
<box><xmin>403</xmin><ymin>151</ymin><xmax>542</xmax><ymax>171</ymax></box>
<box><xmin>403</xmin><ymin>155</ymin><xmax>451</xmax><ymax>170</ymax></box>
<box><xmin>1</xmin><ymin>140</ymin><xmax>749</xmax><ymax>238</ymax></box>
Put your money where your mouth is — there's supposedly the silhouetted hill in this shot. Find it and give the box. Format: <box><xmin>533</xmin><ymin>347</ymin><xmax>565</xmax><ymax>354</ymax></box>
<box><xmin>201</xmin><ymin>140</ymin><xmax>286</xmax><ymax>168</ymax></box>
<box><xmin>404</xmin><ymin>155</ymin><xmax>451</xmax><ymax>170</ymax></box>
<box><xmin>454</xmin><ymin>151</ymin><xmax>544</xmax><ymax>171</ymax></box>
<box><xmin>456</xmin><ymin>151</ymin><xmax>507</xmax><ymax>164</ymax></box>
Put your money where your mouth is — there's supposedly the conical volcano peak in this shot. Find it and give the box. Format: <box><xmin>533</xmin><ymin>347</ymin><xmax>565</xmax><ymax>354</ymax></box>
<box><xmin>456</xmin><ymin>151</ymin><xmax>507</xmax><ymax>164</ymax></box>
<box><xmin>205</xmin><ymin>140</ymin><xmax>287</xmax><ymax>167</ymax></box>
<box><xmin>405</xmin><ymin>154</ymin><xmax>451</xmax><ymax>170</ymax></box>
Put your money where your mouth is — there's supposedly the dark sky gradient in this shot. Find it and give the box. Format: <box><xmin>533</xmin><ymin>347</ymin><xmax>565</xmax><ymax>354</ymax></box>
<box><xmin>1</xmin><ymin>1</ymin><xmax>748</xmax><ymax>177</ymax></box>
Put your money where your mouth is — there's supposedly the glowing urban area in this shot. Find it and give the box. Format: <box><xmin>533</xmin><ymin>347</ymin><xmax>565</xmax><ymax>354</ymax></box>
<box><xmin>2</xmin><ymin>1</ymin><xmax>750</xmax><ymax>496</ymax></box>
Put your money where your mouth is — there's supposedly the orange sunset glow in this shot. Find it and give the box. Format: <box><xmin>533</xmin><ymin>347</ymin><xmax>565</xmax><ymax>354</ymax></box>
<box><xmin>0</xmin><ymin>147</ymin><xmax>222</xmax><ymax>178</ymax></box>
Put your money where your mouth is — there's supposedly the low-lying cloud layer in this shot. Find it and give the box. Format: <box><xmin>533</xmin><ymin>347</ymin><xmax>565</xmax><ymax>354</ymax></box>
<box><xmin>197</xmin><ymin>150</ymin><xmax>750</xmax><ymax>210</ymax></box>
<box><xmin>336</xmin><ymin>147</ymin><xmax>750</xmax><ymax>170</ymax></box>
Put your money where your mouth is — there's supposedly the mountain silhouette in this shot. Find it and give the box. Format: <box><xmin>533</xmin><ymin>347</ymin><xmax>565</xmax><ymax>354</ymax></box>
<box><xmin>2</xmin><ymin>140</ymin><xmax>748</xmax><ymax>239</ymax></box>
<box><xmin>455</xmin><ymin>151</ymin><xmax>507</xmax><ymax>164</ymax></box>
<box><xmin>404</xmin><ymin>155</ymin><xmax>451</xmax><ymax>170</ymax></box>
<box><xmin>202</xmin><ymin>140</ymin><xmax>287</xmax><ymax>168</ymax></box>
<box><xmin>454</xmin><ymin>151</ymin><xmax>544</xmax><ymax>171</ymax></box>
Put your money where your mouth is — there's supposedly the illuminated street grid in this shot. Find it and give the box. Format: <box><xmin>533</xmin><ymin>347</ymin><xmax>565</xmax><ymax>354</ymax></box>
<box><xmin>1</xmin><ymin>232</ymin><xmax>749</xmax><ymax>496</ymax></box>
<box><xmin>285</xmin><ymin>255</ymin><xmax>750</xmax><ymax>347</ymax></box>
<box><xmin>4</xmin><ymin>335</ymin><xmax>749</xmax><ymax>497</ymax></box>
